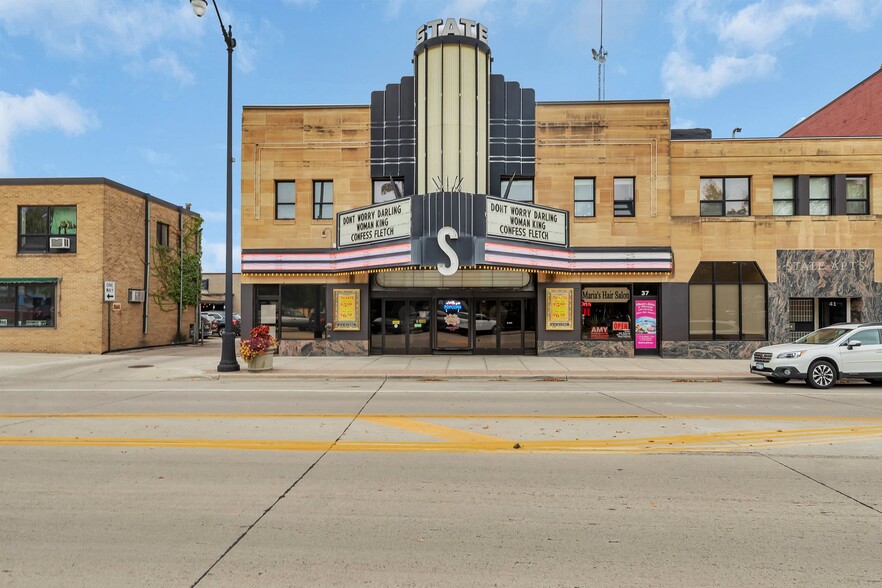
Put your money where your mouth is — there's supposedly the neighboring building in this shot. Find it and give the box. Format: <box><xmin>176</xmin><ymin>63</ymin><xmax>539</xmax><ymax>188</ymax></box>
<box><xmin>240</xmin><ymin>18</ymin><xmax>882</xmax><ymax>358</ymax></box>
<box><xmin>0</xmin><ymin>178</ymin><xmax>201</xmax><ymax>353</ymax></box>
<box><xmin>200</xmin><ymin>272</ymin><xmax>241</xmax><ymax>314</ymax></box>
<box><xmin>782</xmin><ymin>67</ymin><xmax>882</xmax><ymax>138</ymax></box>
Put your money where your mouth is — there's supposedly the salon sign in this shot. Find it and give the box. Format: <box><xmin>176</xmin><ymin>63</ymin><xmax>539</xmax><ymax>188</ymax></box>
<box><xmin>581</xmin><ymin>287</ymin><xmax>630</xmax><ymax>303</ymax></box>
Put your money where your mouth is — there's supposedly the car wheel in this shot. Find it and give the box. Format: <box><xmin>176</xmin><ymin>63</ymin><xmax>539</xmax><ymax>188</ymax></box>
<box><xmin>807</xmin><ymin>360</ymin><xmax>837</xmax><ymax>389</ymax></box>
<box><xmin>765</xmin><ymin>376</ymin><xmax>790</xmax><ymax>384</ymax></box>
<box><xmin>865</xmin><ymin>378</ymin><xmax>882</xmax><ymax>386</ymax></box>
<box><xmin>218</xmin><ymin>326</ymin><xmax>225</xmax><ymax>336</ymax></box>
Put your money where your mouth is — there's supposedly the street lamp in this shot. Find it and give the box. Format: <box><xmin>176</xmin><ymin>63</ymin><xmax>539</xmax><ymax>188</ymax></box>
<box><xmin>191</xmin><ymin>0</ymin><xmax>239</xmax><ymax>372</ymax></box>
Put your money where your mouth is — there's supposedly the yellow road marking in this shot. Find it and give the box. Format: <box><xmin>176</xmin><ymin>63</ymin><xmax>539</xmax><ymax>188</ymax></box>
<box><xmin>1</xmin><ymin>425</ymin><xmax>881</xmax><ymax>453</ymax></box>
<box><xmin>2</xmin><ymin>413</ymin><xmax>882</xmax><ymax>422</ymax></box>
<box><xmin>360</xmin><ymin>416</ymin><xmax>514</xmax><ymax>443</ymax></box>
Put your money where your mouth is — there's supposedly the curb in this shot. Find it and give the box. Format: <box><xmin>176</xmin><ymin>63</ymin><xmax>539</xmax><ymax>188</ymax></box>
<box><xmin>197</xmin><ymin>370</ymin><xmax>756</xmax><ymax>382</ymax></box>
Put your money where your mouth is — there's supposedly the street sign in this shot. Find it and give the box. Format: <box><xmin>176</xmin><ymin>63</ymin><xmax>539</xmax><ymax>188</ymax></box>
<box><xmin>104</xmin><ymin>281</ymin><xmax>116</xmax><ymax>302</ymax></box>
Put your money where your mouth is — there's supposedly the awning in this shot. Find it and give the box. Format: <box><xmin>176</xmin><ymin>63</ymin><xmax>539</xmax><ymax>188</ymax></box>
<box><xmin>0</xmin><ymin>277</ymin><xmax>60</xmax><ymax>284</ymax></box>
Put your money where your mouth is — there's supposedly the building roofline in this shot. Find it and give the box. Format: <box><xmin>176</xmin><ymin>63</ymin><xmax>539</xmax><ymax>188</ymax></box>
<box><xmin>244</xmin><ymin>104</ymin><xmax>369</xmax><ymax>110</ymax></box>
<box><xmin>537</xmin><ymin>99</ymin><xmax>670</xmax><ymax>106</ymax></box>
<box><xmin>0</xmin><ymin>177</ymin><xmax>200</xmax><ymax>216</ymax></box>
<box><xmin>674</xmin><ymin>135</ymin><xmax>882</xmax><ymax>142</ymax></box>
<box><xmin>780</xmin><ymin>67</ymin><xmax>882</xmax><ymax>136</ymax></box>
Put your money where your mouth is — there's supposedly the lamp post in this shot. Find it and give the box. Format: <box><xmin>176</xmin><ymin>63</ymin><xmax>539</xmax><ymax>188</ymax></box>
<box><xmin>191</xmin><ymin>0</ymin><xmax>240</xmax><ymax>371</ymax></box>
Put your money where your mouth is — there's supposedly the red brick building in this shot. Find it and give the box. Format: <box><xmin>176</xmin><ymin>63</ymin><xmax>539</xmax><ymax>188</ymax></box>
<box><xmin>782</xmin><ymin>67</ymin><xmax>882</xmax><ymax>137</ymax></box>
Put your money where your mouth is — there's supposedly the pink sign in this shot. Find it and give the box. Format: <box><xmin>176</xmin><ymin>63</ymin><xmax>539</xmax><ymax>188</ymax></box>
<box><xmin>635</xmin><ymin>299</ymin><xmax>657</xmax><ymax>350</ymax></box>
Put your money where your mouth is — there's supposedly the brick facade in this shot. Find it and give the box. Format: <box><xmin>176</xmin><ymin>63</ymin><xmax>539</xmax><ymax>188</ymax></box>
<box><xmin>0</xmin><ymin>178</ymin><xmax>200</xmax><ymax>353</ymax></box>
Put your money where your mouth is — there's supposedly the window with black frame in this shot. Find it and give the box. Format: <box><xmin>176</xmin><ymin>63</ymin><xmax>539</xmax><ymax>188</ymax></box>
<box><xmin>700</xmin><ymin>177</ymin><xmax>750</xmax><ymax>216</ymax></box>
<box><xmin>373</xmin><ymin>178</ymin><xmax>404</xmax><ymax>203</ymax></box>
<box><xmin>18</xmin><ymin>206</ymin><xmax>77</xmax><ymax>253</ymax></box>
<box><xmin>275</xmin><ymin>181</ymin><xmax>295</xmax><ymax>220</ymax></box>
<box><xmin>809</xmin><ymin>177</ymin><xmax>831</xmax><ymax>215</ymax></box>
<box><xmin>313</xmin><ymin>181</ymin><xmax>333</xmax><ymax>220</ymax></box>
<box><xmin>0</xmin><ymin>281</ymin><xmax>56</xmax><ymax>327</ymax></box>
<box><xmin>500</xmin><ymin>178</ymin><xmax>533</xmax><ymax>203</ymax></box>
<box><xmin>772</xmin><ymin>177</ymin><xmax>796</xmax><ymax>216</ymax></box>
<box><xmin>574</xmin><ymin>178</ymin><xmax>595</xmax><ymax>217</ymax></box>
<box><xmin>157</xmin><ymin>222</ymin><xmax>170</xmax><ymax>247</ymax></box>
<box><xmin>846</xmin><ymin>176</ymin><xmax>869</xmax><ymax>215</ymax></box>
<box><xmin>613</xmin><ymin>178</ymin><xmax>635</xmax><ymax>217</ymax></box>
<box><xmin>689</xmin><ymin>261</ymin><xmax>766</xmax><ymax>341</ymax></box>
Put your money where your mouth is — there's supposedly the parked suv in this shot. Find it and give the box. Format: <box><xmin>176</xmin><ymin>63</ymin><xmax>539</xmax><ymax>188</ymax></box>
<box><xmin>750</xmin><ymin>323</ymin><xmax>882</xmax><ymax>389</ymax></box>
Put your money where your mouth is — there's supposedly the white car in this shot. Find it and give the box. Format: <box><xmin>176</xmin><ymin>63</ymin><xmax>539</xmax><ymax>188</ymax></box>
<box><xmin>750</xmin><ymin>323</ymin><xmax>882</xmax><ymax>389</ymax></box>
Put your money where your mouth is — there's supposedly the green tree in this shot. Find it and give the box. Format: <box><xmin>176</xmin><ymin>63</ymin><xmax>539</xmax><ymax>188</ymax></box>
<box><xmin>150</xmin><ymin>216</ymin><xmax>203</xmax><ymax>310</ymax></box>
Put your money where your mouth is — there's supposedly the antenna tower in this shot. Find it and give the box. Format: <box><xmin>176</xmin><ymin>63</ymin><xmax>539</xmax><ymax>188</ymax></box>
<box><xmin>591</xmin><ymin>0</ymin><xmax>608</xmax><ymax>100</ymax></box>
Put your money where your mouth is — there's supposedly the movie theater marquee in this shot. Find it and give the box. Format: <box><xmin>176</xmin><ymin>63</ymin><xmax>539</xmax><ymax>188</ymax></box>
<box><xmin>485</xmin><ymin>197</ymin><xmax>568</xmax><ymax>247</ymax></box>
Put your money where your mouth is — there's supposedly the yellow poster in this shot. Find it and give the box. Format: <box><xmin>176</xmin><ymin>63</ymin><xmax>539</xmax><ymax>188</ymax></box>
<box><xmin>545</xmin><ymin>288</ymin><xmax>573</xmax><ymax>330</ymax></box>
<box><xmin>334</xmin><ymin>289</ymin><xmax>360</xmax><ymax>331</ymax></box>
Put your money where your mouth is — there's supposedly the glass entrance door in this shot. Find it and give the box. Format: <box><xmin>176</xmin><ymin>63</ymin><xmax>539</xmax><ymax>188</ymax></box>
<box><xmin>435</xmin><ymin>298</ymin><xmax>471</xmax><ymax>352</ymax></box>
<box><xmin>370</xmin><ymin>298</ymin><xmax>431</xmax><ymax>354</ymax></box>
<box><xmin>820</xmin><ymin>298</ymin><xmax>847</xmax><ymax>327</ymax></box>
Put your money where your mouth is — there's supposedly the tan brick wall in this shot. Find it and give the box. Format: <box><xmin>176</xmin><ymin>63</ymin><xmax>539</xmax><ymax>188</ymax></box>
<box><xmin>242</xmin><ymin>107</ymin><xmax>371</xmax><ymax>258</ymax></box>
<box><xmin>670</xmin><ymin>138</ymin><xmax>882</xmax><ymax>283</ymax></box>
<box><xmin>0</xmin><ymin>181</ymin><xmax>197</xmax><ymax>353</ymax></box>
<box><xmin>240</xmin><ymin>102</ymin><xmax>882</xmax><ymax>291</ymax></box>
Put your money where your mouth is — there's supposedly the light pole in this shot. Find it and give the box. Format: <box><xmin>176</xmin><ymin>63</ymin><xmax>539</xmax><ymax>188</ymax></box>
<box><xmin>190</xmin><ymin>0</ymin><xmax>240</xmax><ymax>371</ymax></box>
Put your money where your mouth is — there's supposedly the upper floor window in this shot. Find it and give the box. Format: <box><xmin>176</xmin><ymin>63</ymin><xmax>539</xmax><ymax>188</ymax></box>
<box><xmin>157</xmin><ymin>222</ymin><xmax>170</xmax><ymax>247</ymax></box>
<box><xmin>18</xmin><ymin>206</ymin><xmax>77</xmax><ymax>253</ymax></box>
<box><xmin>809</xmin><ymin>176</ymin><xmax>831</xmax><ymax>215</ymax></box>
<box><xmin>275</xmin><ymin>181</ymin><xmax>295</xmax><ymax>220</ymax></box>
<box><xmin>500</xmin><ymin>178</ymin><xmax>533</xmax><ymax>203</ymax></box>
<box><xmin>613</xmin><ymin>178</ymin><xmax>635</xmax><ymax>217</ymax></box>
<box><xmin>772</xmin><ymin>177</ymin><xmax>796</xmax><ymax>216</ymax></box>
<box><xmin>373</xmin><ymin>178</ymin><xmax>404</xmax><ymax>203</ymax></box>
<box><xmin>313</xmin><ymin>180</ymin><xmax>333</xmax><ymax>220</ymax></box>
<box><xmin>846</xmin><ymin>176</ymin><xmax>869</xmax><ymax>215</ymax></box>
<box><xmin>700</xmin><ymin>177</ymin><xmax>749</xmax><ymax>217</ymax></box>
<box><xmin>574</xmin><ymin>178</ymin><xmax>595</xmax><ymax>218</ymax></box>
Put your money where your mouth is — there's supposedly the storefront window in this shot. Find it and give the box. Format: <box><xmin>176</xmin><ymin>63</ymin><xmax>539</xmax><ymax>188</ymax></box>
<box><xmin>279</xmin><ymin>284</ymin><xmax>325</xmax><ymax>340</ymax></box>
<box><xmin>0</xmin><ymin>282</ymin><xmax>56</xmax><ymax>327</ymax></box>
<box><xmin>688</xmin><ymin>261</ymin><xmax>767</xmax><ymax>340</ymax></box>
<box><xmin>580</xmin><ymin>285</ymin><xmax>632</xmax><ymax>340</ymax></box>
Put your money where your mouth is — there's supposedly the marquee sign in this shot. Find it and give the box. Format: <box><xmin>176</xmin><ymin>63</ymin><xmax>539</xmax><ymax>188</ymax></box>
<box><xmin>416</xmin><ymin>18</ymin><xmax>488</xmax><ymax>45</ymax></box>
<box><xmin>485</xmin><ymin>197</ymin><xmax>567</xmax><ymax>247</ymax></box>
<box><xmin>338</xmin><ymin>198</ymin><xmax>411</xmax><ymax>248</ymax></box>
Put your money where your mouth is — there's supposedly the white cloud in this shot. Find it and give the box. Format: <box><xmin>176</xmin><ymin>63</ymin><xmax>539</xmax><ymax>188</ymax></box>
<box><xmin>663</xmin><ymin>50</ymin><xmax>776</xmax><ymax>99</ymax></box>
<box><xmin>0</xmin><ymin>0</ymin><xmax>201</xmax><ymax>84</ymax></box>
<box><xmin>201</xmin><ymin>240</ymin><xmax>241</xmax><ymax>273</ymax></box>
<box><xmin>661</xmin><ymin>0</ymin><xmax>882</xmax><ymax>100</ymax></box>
<box><xmin>0</xmin><ymin>90</ymin><xmax>96</xmax><ymax>175</ymax></box>
<box><xmin>148</xmin><ymin>52</ymin><xmax>196</xmax><ymax>85</ymax></box>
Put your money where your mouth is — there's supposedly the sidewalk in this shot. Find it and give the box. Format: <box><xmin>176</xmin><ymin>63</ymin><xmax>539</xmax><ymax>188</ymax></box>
<box><xmin>0</xmin><ymin>337</ymin><xmax>751</xmax><ymax>382</ymax></box>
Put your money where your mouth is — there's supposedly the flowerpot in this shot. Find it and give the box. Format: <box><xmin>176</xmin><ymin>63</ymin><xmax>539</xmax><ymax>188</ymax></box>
<box><xmin>247</xmin><ymin>347</ymin><xmax>276</xmax><ymax>372</ymax></box>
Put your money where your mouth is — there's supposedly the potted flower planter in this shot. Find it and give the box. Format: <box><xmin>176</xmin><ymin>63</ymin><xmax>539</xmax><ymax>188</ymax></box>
<box><xmin>247</xmin><ymin>346</ymin><xmax>276</xmax><ymax>372</ymax></box>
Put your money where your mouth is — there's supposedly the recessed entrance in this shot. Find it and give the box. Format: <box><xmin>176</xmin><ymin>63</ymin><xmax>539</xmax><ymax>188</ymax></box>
<box><xmin>370</xmin><ymin>294</ymin><xmax>536</xmax><ymax>355</ymax></box>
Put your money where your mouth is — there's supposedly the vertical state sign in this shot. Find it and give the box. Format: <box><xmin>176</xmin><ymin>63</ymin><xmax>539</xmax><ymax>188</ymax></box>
<box><xmin>338</xmin><ymin>199</ymin><xmax>411</xmax><ymax>247</ymax></box>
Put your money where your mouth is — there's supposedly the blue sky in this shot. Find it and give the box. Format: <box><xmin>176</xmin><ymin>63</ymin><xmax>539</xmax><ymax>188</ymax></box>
<box><xmin>2</xmin><ymin>0</ymin><xmax>881</xmax><ymax>272</ymax></box>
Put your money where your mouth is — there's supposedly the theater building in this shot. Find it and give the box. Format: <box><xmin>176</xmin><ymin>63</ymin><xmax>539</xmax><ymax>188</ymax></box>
<box><xmin>240</xmin><ymin>19</ymin><xmax>882</xmax><ymax>358</ymax></box>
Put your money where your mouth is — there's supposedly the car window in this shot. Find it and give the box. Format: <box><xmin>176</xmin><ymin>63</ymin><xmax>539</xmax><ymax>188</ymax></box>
<box><xmin>795</xmin><ymin>328</ymin><xmax>853</xmax><ymax>345</ymax></box>
<box><xmin>846</xmin><ymin>329</ymin><xmax>882</xmax><ymax>346</ymax></box>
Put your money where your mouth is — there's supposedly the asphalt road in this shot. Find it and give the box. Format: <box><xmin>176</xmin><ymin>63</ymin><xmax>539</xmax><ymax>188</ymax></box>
<box><xmin>2</xmin><ymin>374</ymin><xmax>881</xmax><ymax>586</ymax></box>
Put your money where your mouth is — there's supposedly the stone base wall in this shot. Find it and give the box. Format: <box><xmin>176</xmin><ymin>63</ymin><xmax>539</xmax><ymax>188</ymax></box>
<box><xmin>661</xmin><ymin>340</ymin><xmax>767</xmax><ymax>359</ymax></box>
<box><xmin>540</xmin><ymin>340</ymin><xmax>635</xmax><ymax>357</ymax></box>
<box><xmin>278</xmin><ymin>339</ymin><xmax>368</xmax><ymax>356</ymax></box>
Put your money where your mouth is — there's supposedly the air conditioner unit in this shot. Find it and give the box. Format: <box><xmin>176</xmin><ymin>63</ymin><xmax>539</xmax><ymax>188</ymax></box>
<box><xmin>128</xmin><ymin>289</ymin><xmax>146</xmax><ymax>303</ymax></box>
<box><xmin>49</xmin><ymin>237</ymin><xmax>71</xmax><ymax>249</ymax></box>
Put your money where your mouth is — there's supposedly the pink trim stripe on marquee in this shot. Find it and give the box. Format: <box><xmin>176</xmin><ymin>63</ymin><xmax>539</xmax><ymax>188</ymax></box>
<box><xmin>484</xmin><ymin>242</ymin><xmax>673</xmax><ymax>272</ymax></box>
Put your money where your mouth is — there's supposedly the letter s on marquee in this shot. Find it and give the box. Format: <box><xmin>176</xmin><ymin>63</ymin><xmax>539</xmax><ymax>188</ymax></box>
<box><xmin>437</xmin><ymin>226</ymin><xmax>459</xmax><ymax>276</ymax></box>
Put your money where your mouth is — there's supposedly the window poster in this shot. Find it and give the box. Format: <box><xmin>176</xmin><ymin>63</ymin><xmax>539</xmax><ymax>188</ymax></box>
<box><xmin>635</xmin><ymin>299</ymin><xmax>658</xmax><ymax>349</ymax></box>
<box><xmin>545</xmin><ymin>288</ymin><xmax>574</xmax><ymax>330</ymax></box>
<box><xmin>334</xmin><ymin>289</ymin><xmax>360</xmax><ymax>331</ymax></box>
